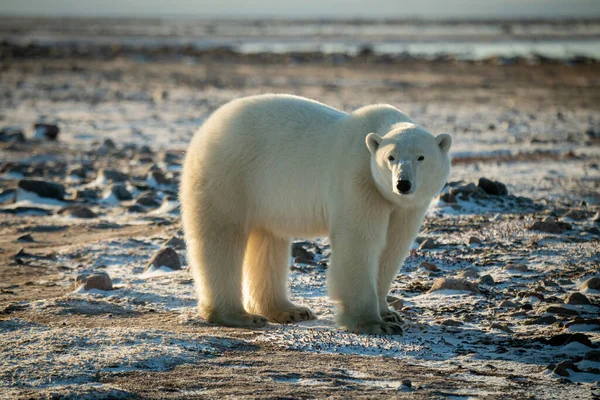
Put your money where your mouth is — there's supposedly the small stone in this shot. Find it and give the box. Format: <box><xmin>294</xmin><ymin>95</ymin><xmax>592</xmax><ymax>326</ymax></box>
<box><xmin>429</xmin><ymin>278</ymin><xmax>480</xmax><ymax>294</ymax></box>
<box><xmin>581</xmin><ymin>277</ymin><xmax>600</xmax><ymax>291</ymax></box>
<box><xmin>74</xmin><ymin>189</ymin><xmax>99</xmax><ymax>200</ymax></box>
<box><xmin>528</xmin><ymin>220</ymin><xmax>564</xmax><ymax>234</ymax></box>
<box><xmin>468</xmin><ymin>236</ymin><xmax>482</xmax><ymax>245</ymax></box>
<box><xmin>386</xmin><ymin>295</ymin><xmax>404</xmax><ymax>311</ymax></box>
<box><xmin>562</xmin><ymin>210</ymin><xmax>586</xmax><ymax>221</ymax></box>
<box><xmin>0</xmin><ymin>127</ymin><xmax>25</xmax><ymax>142</ymax></box>
<box><xmin>99</xmin><ymin>169</ymin><xmax>128</xmax><ymax>182</ymax></box>
<box><xmin>401</xmin><ymin>379</ymin><xmax>412</xmax><ymax>389</ymax></box>
<box><xmin>146</xmin><ymin>247</ymin><xmax>181</xmax><ymax>271</ymax></box>
<box><xmin>18</xmin><ymin>179</ymin><xmax>65</xmax><ymax>200</ymax></box>
<box><xmin>479</xmin><ymin>274</ymin><xmax>495</xmax><ymax>286</ymax></box>
<box><xmin>540</xmin><ymin>332</ymin><xmax>593</xmax><ymax>347</ymax></box>
<box><xmin>163</xmin><ymin>236</ymin><xmax>185</xmax><ymax>250</ymax></box>
<box><xmin>489</xmin><ymin>323</ymin><xmax>513</xmax><ymax>333</ymax></box>
<box><xmin>439</xmin><ymin>192</ymin><xmax>457</xmax><ymax>203</ymax></box>
<box><xmin>292</xmin><ymin>243</ymin><xmax>314</xmax><ymax>261</ymax></box>
<box><xmin>459</xmin><ymin>267</ymin><xmax>479</xmax><ymax>279</ymax></box>
<box><xmin>107</xmin><ymin>183</ymin><xmax>132</xmax><ymax>201</ymax></box>
<box><xmin>542</xmin><ymin>279</ymin><xmax>559</xmax><ymax>287</ymax></box>
<box><xmin>33</xmin><ymin>123</ymin><xmax>60</xmax><ymax>140</ymax></box>
<box><xmin>419</xmin><ymin>238</ymin><xmax>436</xmax><ymax>250</ymax></box>
<box><xmin>17</xmin><ymin>234</ymin><xmax>34</xmax><ymax>242</ymax></box>
<box><xmin>68</xmin><ymin>166</ymin><xmax>87</xmax><ymax>178</ymax></box>
<box><xmin>584</xmin><ymin>350</ymin><xmax>600</xmax><ymax>361</ymax></box>
<box><xmin>419</xmin><ymin>262</ymin><xmax>440</xmax><ymax>272</ymax></box>
<box><xmin>545</xmin><ymin>306</ymin><xmax>580</xmax><ymax>317</ymax></box>
<box><xmin>478</xmin><ymin>178</ymin><xmax>508</xmax><ymax>196</ymax></box>
<box><xmin>148</xmin><ymin>170</ymin><xmax>171</xmax><ymax>186</ymax></box>
<box><xmin>564</xmin><ymin>292</ymin><xmax>591</xmax><ymax>305</ymax></box>
<box><xmin>440</xmin><ymin>319</ymin><xmax>463</xmax><ymax>327</ymax></box>
<box><xmin>135</xmin><ymin>191</ymin><xmax>160</xmax><ymax>207</ymax></box>
<box><xmin>58</xmin><ymin>205</ymin><xmax>97</xmax><ymax>219</ymax></box>
<box><xmin>524</xmin><ymin>315</ymin><xmax>557</xmax><ymax>325</ymax></box>
<box><xmin>553</xmin><ymin>364</ymin><xmax>570</xmax><ymax>377</ymax></box>
<box><xmin>75</xmin><ymin>272</ymin><xmax>113</xmax><ymax>291</ymax></box>
<box><xmin>499</xmin><ymin>300</ymin><xmax>517</xmax><ymax>308</ymax></box>
<box><xmin>103</xmin><ymin>138</ymin><xmax>116</xmax><ymax>149</ymax></box>
<box><xmin>504</xmin><ymin>263</ymin><xmax>529</xmax><ymax>272</ymax></box>
<box><xmin>127</xmin><ymin>204</ymin><xmax>146</xmax><ymax>213</ymax></box>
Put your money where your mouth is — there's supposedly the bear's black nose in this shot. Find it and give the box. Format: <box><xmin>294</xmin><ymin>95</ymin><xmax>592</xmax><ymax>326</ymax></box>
<box><xmin>396</xmin><ymin>180</ymin><xmax>412</xmax><ymax>194</ymax></box>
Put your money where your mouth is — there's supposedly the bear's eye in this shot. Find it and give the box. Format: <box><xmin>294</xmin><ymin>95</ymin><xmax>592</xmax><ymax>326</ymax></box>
<box><xmin>388</xmin><ymin>155</ymin><xmax>395</xmax><ymax>161</ymax></box>
<box><xmin>418</xmin><ymin>156</ymin><xmax>425</xmax><ymax>161</ymax></box>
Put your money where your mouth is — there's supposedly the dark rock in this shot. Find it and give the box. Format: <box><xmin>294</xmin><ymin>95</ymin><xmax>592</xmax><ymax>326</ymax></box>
<box><xmin>103</xmin><ymin>138</ymin><xmax>116</xmax><ymax>149</ymax></box>
<box><xmin>528</xmin><ymin>217</ymin><xmax>570</xmax><ymax>234</ymax></box>
<box><xmin>524</xmin><ymin>315</ymin><xmax>557</xmax><ymax>325</ymax></box>
<box><xmin>439</xmin><ymin>192</ymin><xmax>457</xmax><ymax>203</ymax></box>
<box><xmin>99</xmin><ymin>169</ymin><xmax>128</xmax><ymax>182</ymax></box>
<box><xmin>75</xmin><ymin>272</ymin><xmax>113</xmax><ymax>291</ymax></box>
<box><xmin>127</xmin><ymin>204</ymin><xmax>146</xmax><ymax>213</ymax></box>
<box><xmin>17</xmin><ymin>234</ymin><xmax>34</xmax><ymax>242</ymax></box>
<box><xmin>429</xmin><ymin>278</ymin><xmax>480</xmax><ymax>294</ymax></box>
<box><xmin>68</xmin><ymin>166</ymin><xmax>87</xmax><ymax>178</ymax></box>
<box><xmin>135</xmin><ymin>191</ymin><xmax>160</xmax><ymax>207</ymax></box>
<box><xmin>562</xmin><ymin>210</ymin><xmax>586</xmax><ymax>221</ymax></box>
<box><xmin>468</xmin><ymin>236</ymin><xmax>482</xmax><ymax>245</ymax></box>
<box><xmin>489</xmin><ymin>323</ymin><xmax>513</xmax><ymax>333</ymax></box>
<box><xmin>58</xmin><ymin>205</ymin><xmax>97</xmax><ymax>219</ymax></box>
<box><xmin>0</xmin><ymin>188</ymin><xmax>16</xmax><ymax>204</ymax></box>
<box><xmin>292</xmin><ymin>242</ymin><xmax>314</xmax><ymax>260</ymax></box>
<box><xmin>545</xmin><ymin>306</ymin><xmax>580</xmax><ymax>316</ymax></box>
<box><xmin>163</xmin><ymin>236</ymin><xmax>185</xmax><ymax>250</ymax></box>
<box><xmin>584</xmin><ymin>350</ymin><xmax>600</xmax><ymax>361</ymax></box>
<box><xmin>419</xmin><ymin>238</ymin><xmax>436</xmax><ymax>250</ymax></box>
<box><xmin>419</xmin><ymin>261</ymin><xmax>440</xmax><ymax>272</ymax></box>
<box><xmin>386</xmin><ymin>295</ymin><xmax>403</xmax><ymax>311</ymax></box>
<box><xmin>73</xmin><ymin>189</ymin><xmax>99</xmax><ymax>200</ymax></box>
<box><xmin>107</xmin><ymin>183</ymin><xmax>132</xmax><ymax>201</ymax></box>
<box><xmin>440</xmin><ymin>319</ymin><xmax>463</xmax><ymax>327</ymax></box>
<box><xmin>478</xmin><ymin>178</ymin><xmax>508</xmax><ymax>196</ymax></box>
<box><xmin>148</xmin><ymin>170</ymin><xmax>171</xmax><ymax>186</ymax></box>
<box><xmin>0</xmin><ymin>127</ymin><xmax>26</xmax><ymax>142</ymax></box>
<box><xmin>146</xmin><ymin>247</ymin><xmax>181</xmax><ymax>271</ymax></box>
<box><xmin>582</xmin><ymin>277</ymin><xmax>600</xmax><ymax>291</ymax></box>
<box><xmin>538</xmin><ymin>333</ymin><xmax>593</xmax><ymax>347</ymax></box>
<box><xmin>479</xmin><ymin>274</ymin><xmax>495</xmax><ymax>286</ymax></box>
<box><xmin>18</xmin><ymin>179</ymin><xmax>65</xmax><ymax>200</ymax></box>
<box><xmin>565</xmin><ymin>292</ymin><xmax>591</xmax><ymax>305</ymax></box>
<box><xmin>33</xmin><ymin>123</ymin><xmax>60</xmax><ymax>140</ymax></box>
<box><xmin>553</xmin><ymin>364</ymin><xmax>570</xmax><ymax>377</ymax></box>
<box><xmin>160</xmin><ymin>152</ymin><xmax>182</xmax><ymax>164</ymax></box>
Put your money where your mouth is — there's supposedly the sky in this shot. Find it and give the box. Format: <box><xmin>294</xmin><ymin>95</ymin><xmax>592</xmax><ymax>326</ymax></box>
<box><xmin>1</xmin><ymin>0</ymin><xmax>600</xmax><ymax>19</ymax></box>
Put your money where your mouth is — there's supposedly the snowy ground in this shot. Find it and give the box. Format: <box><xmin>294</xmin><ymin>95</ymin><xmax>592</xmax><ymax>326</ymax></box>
<box><xmin>1</xmin><ymin>48</ymin><xmax>599</xmax><ymax>398</ymax></box>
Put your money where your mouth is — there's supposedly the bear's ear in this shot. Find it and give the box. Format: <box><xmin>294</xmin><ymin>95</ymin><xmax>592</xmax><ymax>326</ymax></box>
<box><xmin>436</xmin><ymin>133</ymin><xmax>452</xmax><ymax>154</ymax></box>
<box><xmin>365</xmin><ymin>133</ymin><xmax>382</xmax><ymax>154</ymax></box>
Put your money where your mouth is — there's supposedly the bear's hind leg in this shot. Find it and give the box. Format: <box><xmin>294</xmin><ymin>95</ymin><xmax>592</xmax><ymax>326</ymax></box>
<box><xmin>187</xmin><ymin>222</ymin><xmax>267</xmax><ymax>328</ymax></box>
<box><xmin>244</xmin><ymin>230</ymin><xmax>315</xmax><ymax>323</ymax></box>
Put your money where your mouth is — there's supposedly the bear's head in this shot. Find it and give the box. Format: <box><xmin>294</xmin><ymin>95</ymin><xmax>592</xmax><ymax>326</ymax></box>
<box><xmin>366</xmin><ymin>123</ymin><xmax>451</xmax><ymax>208</ymax></box>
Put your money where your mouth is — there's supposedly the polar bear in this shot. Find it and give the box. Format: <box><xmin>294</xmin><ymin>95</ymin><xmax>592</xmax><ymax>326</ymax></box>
<box><xmin>180</xmin><ymin>94</ymin><xmax>451</xmax><ymax>334</ymax></box>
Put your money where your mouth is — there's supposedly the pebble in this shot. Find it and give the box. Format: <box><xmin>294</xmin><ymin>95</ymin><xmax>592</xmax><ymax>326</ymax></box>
<box><xmin>478</xmin><ymin>178</ymin><xmax>508</xmax><ymax>196</ymax></box>
<box><xmin>135</xmin><ymin>191</ymin><xmax>160</xmax><ymax>207</ymax></box>
<box><xmin>74</xmin><ymin>272</ymin><xmax>113</xmax><ymax>291</ymax></box>
<box><xmin>545</xmin><ymin>306</ymin><xmax>580</xmax><ymax>317</ymax></box>
<box><xmin>17</xmin><ymin>234</ymin><xmax>34</xmax><ymax>242</ymax></box>
<box><xmin>292</xmin><ymin>243</ymin><xmax>314</xmax><ymax>261</ymax></box>
<box><xmin>107</xmin><ymin>183</ymin><xmax>132</xmax><ymax>201</ymax></box>
<box><xmin>562</xmin><ymin>209</ymin><xmax>586</xmax><ymax>221</ymax></box>
<box><xmin>439</xmin><ymin>192</ymin><xmax>457</xmax><ymax>203</ymax></box>
<box><xmin>386</xmin><ymin>295</ymin><xmax>404</xmax><ymax>311</ymax></box>
<box><xmin>499</xmin><ymin>300</ymin><xmax>517</xmax><ymax>308</ymax></box>
<box><xmin>468</xmin><ymin>236</ymin><xmax>482</xmax><ymax>245</ymax></box>
<box><xmin>18</xmin><ymin>179</ymin><xmax>65</xmax><ymax>200</ymax></box>
<box><xmin>479</xmin><ymin>274</ymin><xmax>495</xmax><ymax>286</ymax></box>
<box><xmin>528</xmin><ymin>217</ymin><xmax>571</xmax><ymax>234</ymax></box>
<box><xmin>146</xmin><ymin>247</ymin><xmax>181</xmax><ymax>271</ymax></box>
<box><xmin>524</xmin><ymin>315</ymin><xmax>557</xmax><ymax>325</ymax></box>
<box><xmin>127</xmin><ymin>204</ymin><xmax>146</xmax><ymax>213</ymax></box>
<box><xmin>429</xmin><ymin>278</ymin><xmax>480</xmax><ymax>294</ymax></box>
<box><xmin>68</xmin><ymin>166</ymin><xmax>87</xmax><ymax>178</ymax></box>
<box><xmin>440</xmin><ymin>319</ymin><xmax>463</xmax><ymax>327</ymax></box>
<box><xmin>58</xmin><ymin>205</ymin><xmax>97</xmax><ymax>219</ymax></box>
<box><xmin>564</xmin><ymin>292</ymin><xmax>591</xmax><ymax>305</ymax></box>
<box><xmin>459</xmin><ymin>267</ymin><xmax>479</xmax><ymax>279</ymax></box>
<box><xmin>74</xmin><ymin>189</ymin><xmax>99</xmax><ymax>200</ymax></box>
<box><xmin>148</xmin><ymin>170</ymin><xmax>171</xmax><ymax>186</ymax></box>
<box><xmin>489</xmin><ymin>323</ymin><xmax>513</xmax><ymax>333</ymax></box>
<box><xmin>419</xmin><ymin>261</ymin><xmax>439</xmax><ymax>272</ymax></box>
<box><xmin>99</xmin><ymin>168</ymin><xmax>128</xmax><ymax>182</ymax></box>
<box><xmin>419</xmin><ymin>238</ymin><xmax>436</xmax><ymax>250</ymax></box>
<box><xmin>33</xmin><ymin>123</ymin><xmax>60</xmax><ymax>140</ymax></box>
<box><xmin>163</xmin><ymin>236</ymin><xmax>185</xmax><ymax>250</ymax></box>
<box><xmin>581</xmin><ymin>277</ymin><xmax>600</xmax><ymax>291</ymax></box>
<box><xmin>0</xmin><ymin>127</ymin><xmax>26</xmax><ymax>142</ymax></box>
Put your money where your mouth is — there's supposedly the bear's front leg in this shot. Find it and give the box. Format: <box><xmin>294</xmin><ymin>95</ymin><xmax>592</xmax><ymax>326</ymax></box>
<box><xmin>327</xmin><ymin>215</ymin><xmax>402</xmax><ymax>335</ymax></box>
<box><xmin>377</xmin><ymin>206</ymin><xmax>429</xmax><ymax>324</ymax></box>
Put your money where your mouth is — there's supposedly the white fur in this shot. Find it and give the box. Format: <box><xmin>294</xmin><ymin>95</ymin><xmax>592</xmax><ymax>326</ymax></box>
<box><xmin>180</xmin><ymin>94</ymin><xmax>451</xmax><ymax>334</ymax></box>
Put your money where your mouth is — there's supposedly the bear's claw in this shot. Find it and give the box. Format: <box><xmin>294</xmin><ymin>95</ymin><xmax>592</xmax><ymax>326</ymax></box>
<box><xmin>381</xmin><ymin>309</ymin><xmax>403</xmax><ymax>324</ymax></box>
<box><xmin>267</xmin><ymin>306</ymin><xmax>316</xmax><ymax>324</ymax></box>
